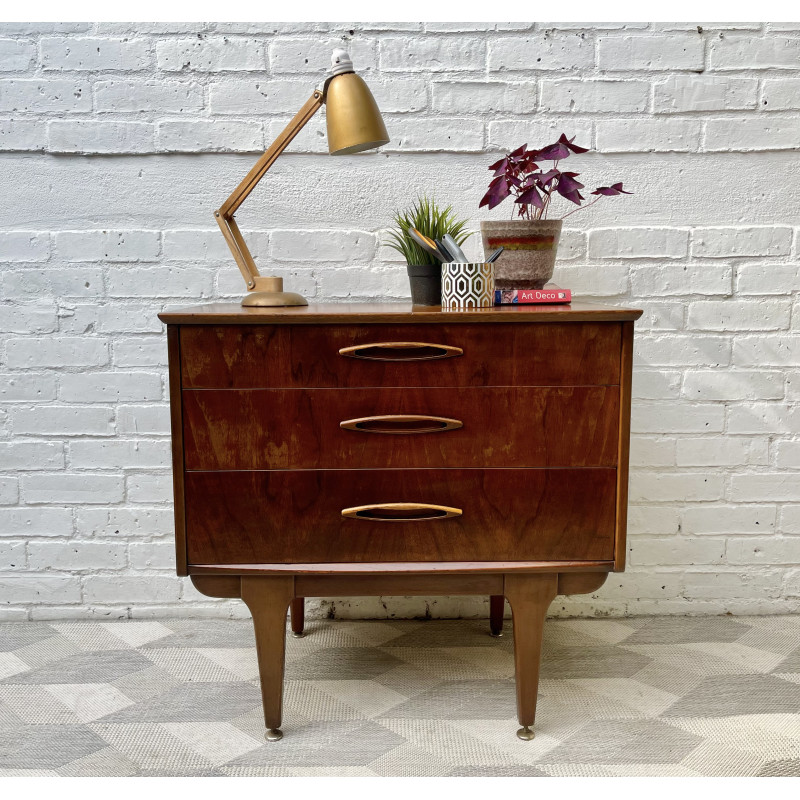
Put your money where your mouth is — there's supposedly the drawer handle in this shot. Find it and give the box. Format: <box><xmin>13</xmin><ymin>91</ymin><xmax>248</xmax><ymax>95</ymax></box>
<box><xmin>340</xmin><ymin>414</ymin><xmax>463</xmax><ymax>434</ymax></box>
<box><xmin>338</xmin><ymin>342</ymin><xmax>463</xmax><ymax>362</ymax></box>
<box><xmin>341</xmin><ymin>502</ymin><xmax>462</xmax><ymax>521</ymax></box>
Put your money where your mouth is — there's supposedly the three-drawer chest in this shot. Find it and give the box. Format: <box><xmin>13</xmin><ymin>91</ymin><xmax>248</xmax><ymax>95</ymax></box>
<box><xmin>159</xmin><ymin>301</ymin><xmax>642</xmax><ymax>741</ymax></box>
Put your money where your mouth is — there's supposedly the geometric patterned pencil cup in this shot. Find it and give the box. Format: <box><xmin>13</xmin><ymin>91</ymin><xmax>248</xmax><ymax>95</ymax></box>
<box><xmin>441</xmin><ymin>262</ymin><xmax>495</xmax><ymax>309</ymax></box>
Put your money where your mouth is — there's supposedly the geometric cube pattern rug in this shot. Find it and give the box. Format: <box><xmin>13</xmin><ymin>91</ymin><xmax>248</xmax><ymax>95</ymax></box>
<box><xmin>1</xmin><ymin>615</ymin><xmax>800</xmax><ymax>776</ymax></box>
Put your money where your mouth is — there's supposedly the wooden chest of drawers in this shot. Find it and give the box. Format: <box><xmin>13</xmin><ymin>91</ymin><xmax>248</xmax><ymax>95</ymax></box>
<box><xmin>160</xmin><ymin>301</ymin><xmax>641</xmax><ymax>741</ymax></box>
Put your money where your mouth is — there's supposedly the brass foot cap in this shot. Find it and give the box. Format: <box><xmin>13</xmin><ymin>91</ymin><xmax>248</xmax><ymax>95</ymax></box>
<box><xmin>490</xmin><ymin>631</ymin><xmax>503</xmax><ymax>638</ymax></box>
<box><xmin>265</xmin><ymin>729</ymin><xmax>283</xmax><ymax>742</ymax></box>
<box><xmin>291</xmin><ymin>632</ymin><xmax>305</xmax><ymax>639</ymax></box>
<box><xmin>516</xmin><ymin>726</ymin><xmax>535</xmax><ymax>741</ymax></box>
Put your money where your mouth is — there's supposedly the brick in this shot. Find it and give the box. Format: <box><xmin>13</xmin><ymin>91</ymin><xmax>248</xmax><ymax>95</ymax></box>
<box><xmin>28</xmin><ymin>542</ymin><xmax>127</xmax><ymax>571</ymax></box>
<box><xmin>95</xmin><ymin>305</ymin><xmax>163</xmax><ymax>334</ymax></box>
<box><xmin>125</xmin><ymin>472</ymin><xmax>173</xmax><ymax>504</ymax></box>
<box><xmin>727</xmin><ymin>537</ymin><xmax>800</xmax><ymax>565</ymax></box>
<box><xmin>776</xmin><ymin>441</ymin><xmax>800</xmax><ymax>469</ymax></box>
<box><xmin>116</xmin><ymin>405</ymin><xmax>171</xmax><ymax>435</ymax></box>
<box><xmin>487</xmin><ymin>120</ymin><xmax>593</xmax><ymax>152</ymax></box>
<box><xmin>0</xmin><ymin>576</ymin><xmax>81</xmax><ymax>605</ymax></box>
<box><xmin>56</xmin><ymin>230</ymin><xmax>160</xmax><ymax>262</ymax></box>
<box><xmin>5</xmin><ymin>337</ymin><xmax>108</xmax><ymax>368</ymax></box>
<box><xmin>364</xmin><ymin>78</ymin><xmax>429</xmax><ymax>114</ymax></box>
<box><xmin>544</xmin><ymin>263</ymin><xmax>629</xmax><ymax>297</ymax></box>
<box><xmin>59</xmin><ymin>373</ymin><xmax>163</xmax><ymax>403</ymax></box>
<box><xmin>0</xmin><ymin>541</ymin><xmax>25</xmax><ymax>570</ymax></box>
<box><xmin>595</xmin><ymin>119</ymin><xmax>701</xmax><ymax>152</ymax></box>
<box><xmin>488</xmin><ymin>34</ymin><xmax>594</xmax><ymax>71</ymax></box>
<box><xmin>780</xmin><ymin>507</ymin><xmax>800</xmax><ymax>535</ymax></box>
<box><xmin>129</xmin><ymin>542</ymin><xmax>175</xmax><ymax>570</ymax></box>
<box><xmin>218</xmin><ymin>266</ymin><xmax>317</xmax><ymax>299</ymax></box>
<box><xmin>94</xmin><ymin>79</ymin><xmax>204</xmax><ymax>113</ymax></box>
<box><xmin>379</xmin><ymin>36</ymin><xmax>485</xmax><ymax>72</ymax></box>
<box><xmin>107</xmin><ymin>266</ymin><xmax>213</xmax><ymax>298</ymax></box>
<box><xmin>162</xmin><ymin>230</ymin><xmax>236</xmax><ymax>261</ymax></box>
<box><xmin>11</xmin><ymin>405</ymin><xmax>114</xmax><ymax>436</ymax></box>
<box><xmin>48</xmin><ymin>121</ymin><xmax>155</xmax><ymax>154</ymax></box>
<box><xmin>270</xmin><ymin>230</ymin><xmax>376</xmax><ymax>262</ymax></box>
<box><xmin>2</xmin><ymin>268</ymin><xmax>104</xmax><ymax>298</ymax></box>
<box><xmin>23</xmin><ymin>474</ymin><xmax>124</xmax><ymax>505</ymax></box>
<box><xmin>628</xmin><ymin>506</ymin><xmax>681</xmax><ymax>536</ymax></box>
<box><xmin>383</xmin><ymin>116</ymin><xmax>483</xmax><ymax>152</ymax></box>
<box><xmin>734</xmin><ymin>336</ymin><xmax>800</xmax><ymax>367</ymax></box>
<box><xmin>653</xmin><ymin>76</ymin><xmax>758</xmax><ymax>112</ymax></box>
<box><xmin>737</xmin><ymin>263</ymin><xmax>800</xmax><ymax>294</ymax></box>
<box><xmin>683</xmin><ymin>505</ymin><xmax>775</xmax><ymax>535</ymax></box>
<box><xmin>0</xmin><ymin>507</ymin><xmax>73</xmax><ymax>537</ymax></box>
<box><xmin>70</xmin><ymin>440</ymin><xmax>170</xmax><ymax>469</ymax></box>
<box><xmin>112</xmin><ymin>338</ymin><xmax>168</xmax><ymax>368</ymax></box>
<box><xmin>687</xmin><ymin>300</ymin><xmax>791</xmax><ymax>331</ymax></box>
<box><xmin>157</xmin><ymin>38</ymin><xmax>266</xmax><ymax>72</ymax></box>
<box><xmin>426</xmin><ymin>22</ymin><xmax>531</xmax><ymax>32</ymax></box>
<box><xmin>318</xmin><ymin>267</ymin><xmax>409</xmax><ymax>300</ymax></box>
<box><xmin>540</xmin><ymin>80</ymin><xmax>649</xmax><ymax>113</ymax></box>
<box><xmin>682</xmin><ymin>370</ymin><xmax>784</xmax><ymax>400</ymax></box>
<box><xmin>0</xmin><ymin>374</ymin><xmax>57</xmax><ymax>402</ymax></box>
<box><xmin>0</xmin><ymin>302</ymin><xmax>58</xmax><ymax>334</ymax></box>
<box><xmin>704</xmin><ymin>118</ymin><xmax>800</xmax><ymax>152</ymax></box>
<box><xmin>0</xmin><ymin>38</ymin><xmax>35</xmax><ymax>70</ymax></box>
<box><xmin>2</xmin><ymin>23</ymin><xmax>91</xmax><ymax>34</ymax></box>
<box><xmin>603</xmin><ymin>571</ymin><xmax>684</xmax><ymax>601</ymax></box>
<box><xmin>75</xmin><ymin>507</ymin><xmax>172</xmax><ymax>538</ymax></box>
<box><xmin>208</xmin><ymin>78</ymin><xmax>310</xmax><ymax>115</ymax></box>
<box><xmin>431</xmin><ymin>81</ymin><xmax>534</xmax><ymax>114</ymax></box>
<box><xmin>588</xmin><ymin>228</ymin><xmax>688</xmax><ymax>259</ymax></box>
<box><xmin>41</xmin><ymin>37</ymin><xmax>152</xmax><ymax>71</ymax></box>
<box><xmin>632</xmin><ymin>370</ymin><xmax>682</xmax><ymax>400</ymax></box>
<box><xmin>0</xmin><ymin>118</ymin><xmax>47</xmax><ymax>151</ymax></box>
<box><xmin>630</xmin><ymin>436</ymin><xmax>676</xmax><ymax>467</ymax></box>
<box><xmin>692</xmin><ymin>227</ymin><xmax>793</xmax><ymax>258</ymax></box>
<box><xmin>636</xmin><ymin>302</ymin><xmax>685</xmax><ymax>330</ymax></box>
<box><xmin>270</xmin><ymin>38</ymin><xmax>377</xmax><ymax>74</ymax></box>
<box><xmin>0</xmin><ymin>79</ymin><xmax>91</xmax><ymax>113</ymax></box>
<box><xmin>762</xmin><ymin>79</ymin><xmax>800</xmax><ymax>110</ymax></box>
<box><xmin>598</xmin><ymin>34</ymin><xmax>704</xmax><ymax>71</ymax></box>
<box><xmin>630</xmin><ymin>537</ymin><xmax>726</xmax><ymax>567</ymax></box>
<box><xmin>784</xmin><ymin>570</ymin><xmax>800</xmax><ymax>597</ymax></box>
<box><xmin>158</xmin><ymin>120</ymin><xmax>263</xmax><ymax>153</ymax></box>
<box><xmin>83</xmin><ymin>575</ymin><xmax>180</xmax><ymax>604</ymax></box>
<box><xmin>630</xmin><ymin>472</ymin><xmax>725</xmax><ymax>502</ymax></box>
<box><xmin>727</xmin><ymin>404</ymin><xmax>800</xmax><ymax>435</ymax></box>
<box><xmin>0</xmin><ymin>478</ymin><xmax>19</xmax><ymax>505</ymax></box>
<box><xmin>683</xmin><ymin>571</ymin><xmax>782</xmax><ymax>599</ymax></box>
<box><xmin>676</xmin><ymin>436</ymin><xmax>769</xmax><ymax>467</ymax></box>
<box><xmin>710</xmin><ymin>35</ymin><xmax>800</xmax><ymax>70</ymax></box>
<box><xmin>0</xmin><ymin>232</ymin><xmax>50</xmax><ymax>262</ymax></box>
<box><xmin>730</xmin><ymin>474</ymin><xmax>800</xmax><ymax>502</ymax></box>
<box><xmin>0</xmin><ymin>442</ymin><xmax>64</xmax><ymax>470</ymax></box>
<box><xmin>631</xmin><ymin>402</ymin><xmax>725</xmax><ymax>434</ymax></box>
<box><xmin>635</xmin><ymin>334</ymin><xmax>731</xmax><ymax>367</ymax></box>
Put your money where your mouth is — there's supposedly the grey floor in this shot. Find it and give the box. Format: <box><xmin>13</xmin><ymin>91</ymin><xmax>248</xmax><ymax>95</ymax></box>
<box><xmin>1</xmin><ymin>614</ymin><xmax>800</xmax><ymax>776</ymax></box>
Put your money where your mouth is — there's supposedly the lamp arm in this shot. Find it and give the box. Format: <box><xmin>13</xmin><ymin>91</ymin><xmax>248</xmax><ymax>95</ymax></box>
<box><xmin>215</xmin><ymin>88</ymin><xmax>324</xmax><ymax>290</ymax></box>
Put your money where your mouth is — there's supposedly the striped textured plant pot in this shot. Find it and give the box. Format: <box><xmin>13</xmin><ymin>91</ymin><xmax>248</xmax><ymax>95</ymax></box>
<box><xmin>480</xmin><ymin>219</ymin><xmax>562</xmax><ymax>289</ymax></box>
<box><xmin>441</xmin><ymin>262</ymin><xmax>494</xmax><ymax>309</ymax></box>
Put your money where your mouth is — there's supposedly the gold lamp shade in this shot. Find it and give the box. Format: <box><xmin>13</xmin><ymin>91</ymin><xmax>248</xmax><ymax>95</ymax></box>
<box><xmin>325</xmin><ymin>71</ymin><xmax>390</xmax><ymax>156</ymax></box>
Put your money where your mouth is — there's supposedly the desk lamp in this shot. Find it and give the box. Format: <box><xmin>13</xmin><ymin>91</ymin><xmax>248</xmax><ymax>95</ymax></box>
<box><xmin>214</xmin><ymin>49</ymin><xmax>389</xmax><ymax>307</ymax></box>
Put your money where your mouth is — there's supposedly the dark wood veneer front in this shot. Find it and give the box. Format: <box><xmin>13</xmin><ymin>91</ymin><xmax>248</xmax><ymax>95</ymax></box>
<box><xmin>182</xmin><ymin>385</ymin><xmax>620</xmax><ymax>470</ymax></box>
<box><xmin>185</xmin><ymin>467</ymin><xmax>616</xmax><ymax>564</ymax></box>
<box><xmin>180</xmin><ymin>322</ymin><xmax>621</xmax><ymax>389</ymax></box>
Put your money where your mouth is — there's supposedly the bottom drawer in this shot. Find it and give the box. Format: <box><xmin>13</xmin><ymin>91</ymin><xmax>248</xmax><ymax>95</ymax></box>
<box><xmin>185</xmin><ymin>469</ymin><xmax>616</xmax><ymax>564</ymax></box>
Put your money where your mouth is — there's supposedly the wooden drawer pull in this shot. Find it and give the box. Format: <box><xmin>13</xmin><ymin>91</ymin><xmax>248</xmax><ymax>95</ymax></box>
<box><xmin>341</xmin><ymin>502</ymin><xmax>462</xmax><ymax>521</ymax></box>
<box><xmin>338</xmin><ymin>342</ymin><xmax>463</xmax><ymax>362</ymax></box>
<box><xmin>340</xmin><ymin>414</ymin><xmax>463</xmax><ymax>434</ymax></box>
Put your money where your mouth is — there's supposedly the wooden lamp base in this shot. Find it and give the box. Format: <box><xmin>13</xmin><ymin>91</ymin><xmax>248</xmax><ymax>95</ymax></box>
<box><xmin>241</xmin><ymin>276</ymin><xmax>308</xmax><ymax>307</ymax></box>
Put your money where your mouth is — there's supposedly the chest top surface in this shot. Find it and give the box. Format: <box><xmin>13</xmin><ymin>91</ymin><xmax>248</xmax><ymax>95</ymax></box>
<box><xmin>158</xmin><ymin>301</ymin><xmax>643</xmax><ymax>326</ymax></box>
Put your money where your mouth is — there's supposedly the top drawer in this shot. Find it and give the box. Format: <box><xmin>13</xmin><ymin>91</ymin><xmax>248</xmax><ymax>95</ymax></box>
<box><xmin>180</xmin><ymin>322</ymin><xmax>621</xmax><ymax>389</ymax></box>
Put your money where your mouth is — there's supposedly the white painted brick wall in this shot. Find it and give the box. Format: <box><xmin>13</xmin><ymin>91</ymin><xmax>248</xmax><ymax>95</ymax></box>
<box><xmin>1</xmin><ymin>21</ymin><xmax>799</xmax><ymax>621</ymax></box>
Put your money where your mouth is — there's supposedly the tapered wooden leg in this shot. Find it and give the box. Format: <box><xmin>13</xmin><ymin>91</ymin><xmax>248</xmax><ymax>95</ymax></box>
<box><xmin>241</xmin><ymin>575</ymin><xmax>295</xmax><ymax>741</ymax></box>
<box><xmin>290</xmin><ymin>597</ymin><xmax>305</xmax><ymax>637</ymax></box>
<box><xmin>489</xmin><ymin>594</ymin><xmax>505</xmax><ymax>637</ymax></box>
<box><xmin>503</xmin><ymin>573</ymin><xmax>558</xmax><ymax>740</ymax></box>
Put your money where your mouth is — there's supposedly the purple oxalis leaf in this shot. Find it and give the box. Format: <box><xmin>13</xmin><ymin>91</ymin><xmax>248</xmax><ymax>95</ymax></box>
<box><xmin>591</xmin><ymin>182</ymin><xmax>633</xmax><ymax>196</ymax></box>
<box><xmin>515</xmin><ymin>184</ymin><xmax>544</xmax><ymax>209</ymax></box>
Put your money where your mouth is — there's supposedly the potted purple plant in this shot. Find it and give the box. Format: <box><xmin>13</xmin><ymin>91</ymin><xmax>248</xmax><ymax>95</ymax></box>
<box><xmin>480</xmin><ymin>134</ymin><xmax>631</xmax><ymax>289</ymax></box>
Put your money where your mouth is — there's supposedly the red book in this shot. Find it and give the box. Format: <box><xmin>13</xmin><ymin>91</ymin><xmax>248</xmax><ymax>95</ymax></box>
<box><xmin>494</xmin><ymin>285</ymin><xmax>572</xmax><ymax>305</ymax></box>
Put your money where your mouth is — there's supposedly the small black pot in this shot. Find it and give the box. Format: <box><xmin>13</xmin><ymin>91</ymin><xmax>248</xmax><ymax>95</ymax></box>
<box><xmin>406</xmin><ymin>263</ymin><xmax>442</xmax><ymax>306</ymax></box>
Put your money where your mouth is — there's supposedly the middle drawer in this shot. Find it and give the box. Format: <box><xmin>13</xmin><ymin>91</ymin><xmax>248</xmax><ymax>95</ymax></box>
<box><xmin>183</xmin><ymin>386</ymin><xmax>619</xmax><ymax>470</ymax></box>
